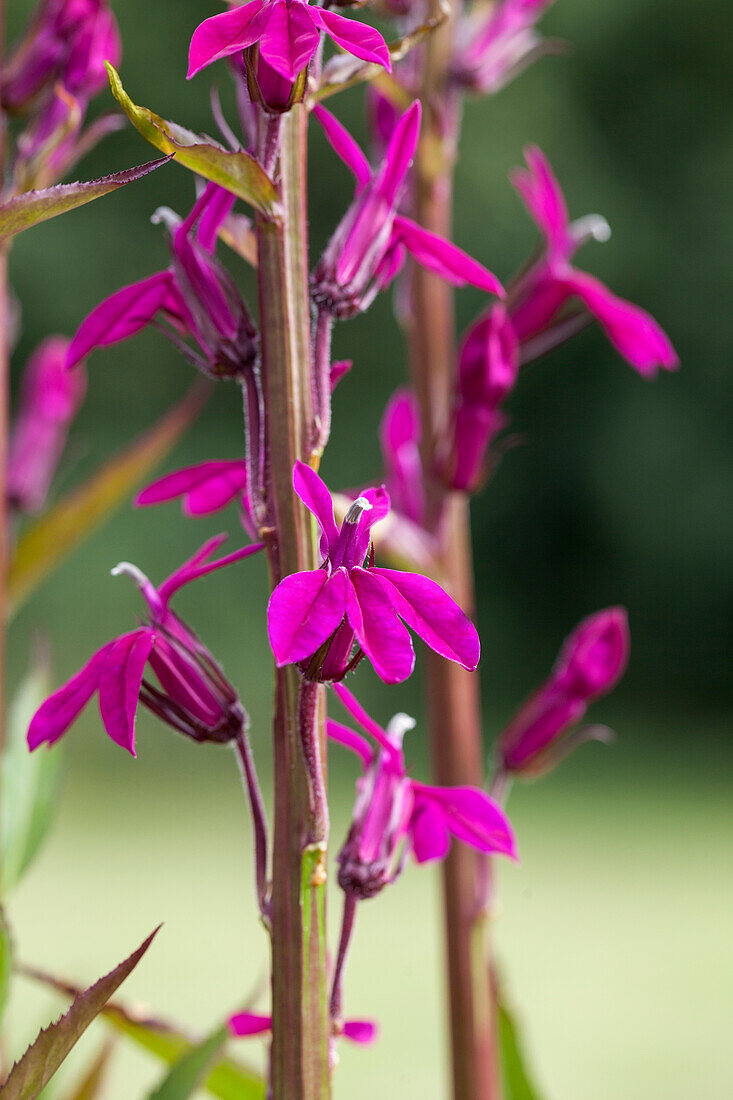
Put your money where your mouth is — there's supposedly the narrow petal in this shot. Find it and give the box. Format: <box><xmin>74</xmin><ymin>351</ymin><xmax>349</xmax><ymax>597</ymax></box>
<box><xmin>342</xmin><ymin>1019</ymin><xmax>379</xmax><ymax>1044</ymax></box>
<box><xmin>394</xmin><ymin>215</ymin><xmax>505</xmax><ymax>297</ymax></box>
<box><xmin>510</xmin><ymin>144</ymin><xmax>571</xmax><ymax>260</ymax></box>
<box><xmin>409</xmin><ymin>797</ymin><xmax>451</xmax><ymax>864</ymax></box>
<box><xmin>562</xmin><ymin>269</ymin><xmax>679</xmax><ymax>376</ymax></box>
<box><xmin>412</xmin><ymin>784</ymin><xmax>518</xmax><ymax>860</ymax></box>
<box><xmin>27</xmin><ymin>645</ymin><xmax>110</xmax><ymax>749</ymax></box>
<box><xmin>371</xmin><ymin>568</ymin><xmax>480</xmax><ymax>670</ymax></box>
<box><xmin>268</xmin><ymin>568</ymin><xmax>348</xmax><ymax>665</ymax></box>
<box><xmin>332</xmin><ymin>682</ymin><xmax>395</xmax><ymax>755</ymax></box>
<box><xmin>351</xmin><ymin>484</ymin><xmax>390</xmax><ymax>564</ymax></box>
<box><xmin>97</xmin><ymin>629</ymin><xmax>155</xmax><ymax>755</ymax></box>
<box><xmin>259</xmin><ymin>0</ymin><xmax>320</xmax><ymax>81</ymax></box>
<box><xmin>66</xmin><ymin>271</ymin><xmax>175</xmax><ymax>368</ymax></box>
<box><xmin>327</xmin><ymin>718</ymin><xmax>373</xmax><ymax>765</ymax></box>
<box><xmin>158</xmin><ymin>538</ymin><xmax>264</xmax><ymax>605</ymax></box>
<box><xmin>330</xmin><ymin>359</ymin><xmax>352</xmax><ymax>391</ymax></box>
<box><xmin>376</xmin><ymin>100</ymin><xmax>421</xmax><ymax>209</ymax></box>
<box><xmin>346</xmin><ymin>569</ymin><xmax>415</xmax><ymax>683</ymax></box>
<box><xmin>228</xmin><ymin>1012</ymin><xmax>272</xmax><ymax>1038</ymax></box>
<box><xmin>312</xmin><ymin>8</ymin><xmax>392</xmax><ymax>73</ymax></box>
<box><xmin>136</xmin><ymin>461</ymin><xmax>248</xmax><ymax>517</ymax></box>
<box><xmin>293</xmin><ymin>459</ymin><xmax>339</xmax><ymax>557</ymax></box>
<box><xmin>312</xmin><ymin>104</ymin><xmax>372</xmax><ymax>191</ymax></box>
<box><xmin>187</xmin><ymin>0</ymin><xmax>269</xmax><ymax>78</ymax></box>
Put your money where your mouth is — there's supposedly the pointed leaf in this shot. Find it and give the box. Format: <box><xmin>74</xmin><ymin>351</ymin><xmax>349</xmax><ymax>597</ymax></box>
<box><xmin>65</xmin><ymin>1037</ymin><xmax>117</xmax><ymax>1100</ymax></box>
<box><xmin>498</xmin><ymin>1001</ymin><xmax>545</xmax><ymax>1100</ymax></box>
<box><xmin>0</xmin><ymin>910</ymin><xmax>12</xmax><ymax>1027</ymax></box>
<box><xmin>105</xmin><ymin>65</ymin><xmax>280</xmax><ymax>216</ymax></box>
<box><xmin>0</xmin><ymin>159</ymin><xmax>172</xmax><ymax>243</ymax></box>
<box><xmin>0</xmin><ymin>929</ymin><xmax>159</xmax><ymax>1099</ymax></box>
<box><xmin>1</xmin><ymin>662</ymin><xmax>61</xmax><ymax>892</ymax></box>
<box><xmin>146</xmin><ymin>1023</ymin><xmax>229</xmax><ymax>1100</ymax></box>
<box><xmin>7</xmin><ymin>385</ymin><xmax>207</xmax><ymax>620</ymax></box>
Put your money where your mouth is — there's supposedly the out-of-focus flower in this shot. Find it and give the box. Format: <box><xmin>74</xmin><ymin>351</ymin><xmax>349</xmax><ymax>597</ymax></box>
<box><xmin>229</xmin><ymin>1010</ymin><xmax>378</xmax><ymax>1044</ymax></box>
<box><xmin>452</xmin><ymin>0</ymin><xmax>557</xmax><ymax>95</ymax></box>
<box><xmin>66</xmin><ymin>183</ymin><xmax>258</xmax><ymax>381</ymax></box>
<box><xmin>188</xmin><ymin>0</ymin><xmax>391</xmax><ymax>84</ymax></box>
<box><xmin>27</xmin><ymin>536</ymin><xmax>263</xmax><ymax>756</ymax></box>
<box><xmin>331</xmin><ymin>684</ymin><xmax>517</xmax><ymax>898</ymax></box>
<box><xmin>136</xmin><ymin>460</ymin><xmax>257</xmax><ymax>539</ymax></box>
<box><xmin>312</xmin><ymin>101</ymin><xmax>503</xmax><ymax>318</ymax></box>
<box><xmin>497</xmin><ymin>607</ymin><xmax>630</xmax><ymax>776</ymax></box>
<box><xmin>267</xmin><ymin>461</ymin><xmax>480</xmax><ymax>683</ymax></box>
<box><xmin>379</xmin><ymin>388</ymin><xmax>425</xmax><ymax>527</ymax></box>
<box><xmin>7</xmin><ymin>336</ymin><xmax>86</xmax><ymax>514</ymax></box>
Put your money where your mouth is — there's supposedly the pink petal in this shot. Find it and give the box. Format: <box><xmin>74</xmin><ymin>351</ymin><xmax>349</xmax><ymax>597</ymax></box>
<box><xmin>413</xmin><ymin>784</ymin><xmax>518</xmax><ymax>859</ymax></box>
<box><xmin>562</xmin><ymin>269</ymin><xmax>679</xmax><ymax>376</ymax></box>
<box><xmin>345</xmin><ymin>569</ymin><xmax>415</xmax><ymax>683</ymax></box>
<box><xmin>293</xmin><ymin>459</ymin><xmax>339</xmax><ymax>557</ymax></box>
<box><xmin>136</xmin><ymin>461</ymin><xmax>248</xmax><ymax>517</ymax></box>
<box><xmin>380</xmin><ymin>388</ymin><xmax>420</xmax><ymax>454</ymax></box>
<box><xmin>194</xmin><ymin>185</ymin><xmax>238</xmax><ymax>253</ymax></box>
<box><xmin>259</xmin><ymin>0</ymin><xmax>320</xmax><ymax>81</ymax></box>
<box><xmin>27</xmin><ymin>645</ymin><xmax>110</xmax><ymax>750</ymax></box>
<box><xmin>371</xmin><ymin>568</ymin><xmax>480</xmax><ymax>671</ymax></box>
<box><xmin>66</xmin><ymin>271</ymin><xmax>176</xmax><ymax>368</ymax></box>
<box><xmin>351</xmin><ymin>484</ymin><xmax>390</xmax><ymax>564</ymax></box>
<box><xmin>267</xmin><ymin>568</ymin><xmax>348</xmax><ymax>665</ymax></box>
<box><xmin>332</xmin><ymin>682</ymin><xmax>395</xmax><ymax>755</ymax></box>
<box><xmin>342</xmin><ymin>1019</ymin><xmax>379</xmax><ymax>1044</ymax></box>
<box><xmin>330</xmin><ymin>359</ymin><xmax>352</xmax><ymax>391</ymax></box>
<box><xmin>158</xmin><ymin>538</ymin><xmax>263</xmax><ymax>605</ymax></box>
<box><xmin>312</xmin><ymin>8</ymin><xmax>392</xmax><ymax>73</ymax></box>
<box><xmin>510</xmin><ymin>144</ymin><xmax>571</xmax><ymax>260</ymax></box>
<box><xmin>187</xmin><ymin>0</ymin><xmax>269</xmax><ymax>78</ymax></box>
<box><xmin>327</xmin><ymin>718</ymin><xmax>373</xmax><ymax>765</ymax></box>
<box><xmin>394</xmin><ymin>216</ymin><xmax>505</xmax><ymax>297</ymax></box>
<box><xmin>97</xmin><ymin>630</ymin><xmax>155</xmax><ymax>755</ymax></box>
<box><xmin>312</xmin><ymin>104</ymin><xmax>372</xmax><ymax>191</ymax></box>
<box><xmin>228</xmin><ymin>1012</ymin><xmax>272</xmax><ymax>1037</ymax></box>
<box><xmin>376</xmin><ymin>100</ymin><xmax>421</xmax><ymax>209</ymax></box>
<box><xmin>410</xmin><ymin>797</ymin><xmax>451</xmax><ymax>864</ymax></box>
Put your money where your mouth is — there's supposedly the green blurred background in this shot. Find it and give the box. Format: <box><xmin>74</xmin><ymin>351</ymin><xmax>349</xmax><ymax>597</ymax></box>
<box><xmin>5</xmin><ymin>0</ymin><xmax>732</xmax><ymax>1096</ymax></box>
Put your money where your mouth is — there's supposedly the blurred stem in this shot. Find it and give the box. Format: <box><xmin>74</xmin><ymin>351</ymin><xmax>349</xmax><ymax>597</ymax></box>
<box><xmin>256</xmin><ymin>104</ymin><xmax>330</xmax><ymax>1099</ymax></box>
<box><xmin>0</xmin><ymin>0</ymin><xmax>8</xmax><ymax>786</ymax></box>
<box><xmin>408</xmin><ymin>4</ymin><xmax>501</xmax><ymax>1097</ymax></box>
<box><xmin>234</xmin><ymin>725</ymin><xmax>270</xmax><ymax>920</ymax></box>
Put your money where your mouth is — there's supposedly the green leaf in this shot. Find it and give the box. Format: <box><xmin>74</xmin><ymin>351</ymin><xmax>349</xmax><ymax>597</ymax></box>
<box><xmin>105</xmin><ymin>65</ymin><xmax>280</xmax><ymax>217</ymax></box>
<box><xmin>0</xmin><ymin>158</ymin><xmax>172</xmax><ymax>243</ymax></box>
<box><xmin>498</xmin><ymin>1002</ymin><xmax>545</xmax><ymax>1100</ymax></box>
<box><xmin>0</xmin><ymin>662</ymin><xmax>61</xmax><ymax>893</ymax></box>
<box><xmin>16</xmin><ymin>973</ymin><xmax>265</xmax><ymax>1100</ymax></box>
<box><xmin>0</xmin><ymin>909</ymin><xmax>12</xmax><ymax>1027</ymax></box>
<box><xmin>6</xmin><ymin>385</ymin><xmax>207</xmax><ymax>620</ymax></box>
<box><xmin>0</xmin><ymin>929</ymin><xmax>159</xmax><ymax>1099</ymax></box>
<box><xmin>146</xmin><ymin>1023</ymin><xmax>229</xmax><ymax>1100</ymax></box>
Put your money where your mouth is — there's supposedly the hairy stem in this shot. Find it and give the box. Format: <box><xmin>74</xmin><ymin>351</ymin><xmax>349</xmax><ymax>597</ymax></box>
<box><xmin>0</xmin><ymin>0</ymin><xmax>8</xmax><ymax>772</ymax></box>
<box><xmin>408</xmin><ymin>5</ymin><xmax>501</xmax><ymax>1097</ymax></box>
<box><xmin>256</xmin><ymin>105</ymin><xmax>330</xmax><ymax>1100</ymax></box>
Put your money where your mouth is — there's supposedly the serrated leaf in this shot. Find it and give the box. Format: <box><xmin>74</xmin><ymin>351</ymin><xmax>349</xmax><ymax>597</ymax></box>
<box><xmin>7</xmin><ymin>384</ymin><xmax>208</xmax><ymax>620</ymax></box>
<box><xmin>1</xmin><ymin>663</ymin><xmax>61</xmax><ymax>892</ymax></box>
<box><xmin>0</xmin><ymin>928</ymin><xmax>159</xmax><ymax>1099</ymax></box>
<box><xmin>105</xmin><ymin>64</ymin><xmax>280</xmax><ymax>217</ymax></box>
<box><xmin>0</xmin><ymin>158</ymin><xmax>172</xmax><ymax>243</ymax></box>
<box><xmin>498</xmin><ymin>1002</ymin><xmax>545</xmax><ymax>1100</ymax></box>
<box><xmin>146</xmin><ymin>1023</ymin><xmax>229</xmax><ymax>1100</ymax></box>
<box><xmin>0</xmin><ymin>909</ymin><xmax>12</xmax><ymax>1026</ymax></box>
<box><xmin>17</xmin><ymin>972</ymin><xmax>265</xmax><ymax>1100</ymax></box>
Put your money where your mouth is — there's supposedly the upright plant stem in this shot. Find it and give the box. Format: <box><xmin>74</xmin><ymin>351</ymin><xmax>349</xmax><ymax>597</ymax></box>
<box><xmin>255</xmin><ymin>104</ymin><xmax>330</xmax><ymax>1100</ymax></box>
<box><xmin>0</xmin><ymin>0</ymin><xmax>8</xmax><ymax>759</ymax></box>
<box><xmin>409</xmin><ymin>7</ymin><xmax>501</xmax><ymax>1097</ymax></box>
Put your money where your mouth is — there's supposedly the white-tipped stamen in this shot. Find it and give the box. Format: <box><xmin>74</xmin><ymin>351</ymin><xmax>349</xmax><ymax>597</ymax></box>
<box><xmin>111</xmin><ymin>561</ymin><xmax>150</xmax><ymax>588</ymax></box>
<box><xmin>344</xmin><ymin>496</ymin><xmax>372</xmax><ymax>525</ymax></box>
<box><xmin>386</xmin><ymin>712</ymin><xmax>416</xmax><ymax>747</ymax></box>
<box><xmin>150</xmin><ymin>206</ymin><xmax>180</xmax><ymax>231</ymax></box>
<box><xmin>570</xmin><ymin>214</ymin><xmax>611</xmax><ymax>246</ymax></box>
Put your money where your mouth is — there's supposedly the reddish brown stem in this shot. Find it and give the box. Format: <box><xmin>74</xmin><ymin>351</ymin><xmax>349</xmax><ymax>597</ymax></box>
<box><xmin>0</xmin><ymin>0</ymin><xmax>8</xmax><ymax>764</ymax></box>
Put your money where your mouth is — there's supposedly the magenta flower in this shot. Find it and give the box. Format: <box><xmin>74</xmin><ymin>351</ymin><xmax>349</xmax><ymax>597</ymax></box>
<box><xmin>7</xmin><ymin>336</ymin><xmax>87</xmax><ymax>515</ymax></box>
<box><xmin>66</xmin><ymin>183</ymin><xmax>257</xmax><ymax>380</ymax></box>
<box><xmin>498</xmin><ymin>607</ymin><xmax>630</xmax><ymax>775</ymax></box>
<box><xmin>267</xmin><ymin>461</ymin><xmax>480</xmax><ymax>683</ymax></box>
<box><xmin>452</xmin><ymin>0</ymin><xmax>557</xmax><ymax>95</ymax></box>
<box><xmin>330</xmin><ymin>684</ymin><xmax>517</xmax><ymax>898</ymax></box>
<box><xmin>187</xmin><ymin>0</ymin><xmax>391</xmax><ymax>84</ymax></box>
<box><xmin>311</xmin><ymin>101</ymin><xmax>504</xmax><ymax>318</ymax></box>
<box><xmin>136</xmin><ymin>460</ymin><xmax>257</xmax><ymax>536</ymax></box>
<box><xmin>229</xmin><ymin>1011</ymin><xmax>377</xmax><ymax>1045</ymax></box>
<box><xmin>379</xmin><ymin>388</ymin><xmax>425</xmax><ymax>528</ymax></box>
<box><xmin>27</xmin><ymin>536</ymin><xmax>263</xmax><ymax>756</ymax></box>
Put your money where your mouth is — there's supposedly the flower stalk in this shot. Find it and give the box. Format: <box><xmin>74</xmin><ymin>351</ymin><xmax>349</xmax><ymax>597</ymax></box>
<box><xmin>255</xmin><ymin>104</ymin><xmax>330</xmax><ymax>1099</ymax></box>
<box><xmin>0</xmin><ymin>0</ymin><xmax>8</xmax><ymax>751</ymax></box>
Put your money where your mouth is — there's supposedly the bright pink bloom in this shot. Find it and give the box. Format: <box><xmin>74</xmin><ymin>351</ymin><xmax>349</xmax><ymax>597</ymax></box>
<box><xmin>452</xmin><ymin>0</ymin><xmax>556</xmax><ymax>94</ymax></box>
<box><xmin>7</xmin><ymin>336</ymin><xmax>86</xmax><ymax>514</ymax></box>
<box><xmin>136</xmin><ymin>459</ymin><xmax>257</xmax><ymax>535</ymax></box>
<box><xmin>66</xmin><ymin>184</ymin><xmax>257</xmax><ymax>380</ymax></box>
<box><xmin>187</xmin><ymin>0</ymin><xmax>390</xmax><ymax>84</ymax></box>
<box><xmin>267</xmin><ymin>462</ymin><xmax>480</xmax><ymax>683</ymax></box>
<box><xmin>312</xmin><ymin>102</ymin><xmax>504</xmax><ymax>318</ymax></box>
<box><xmin>331</xmin><ymin>684</ymin><xmax>517</xmax><ymax>897</ymax></box>
<box><xmin>379</xmin><ymin>388</ymin><xmax>424</xmax><ymax>527</ymax></box>
<box><xmin>498</xmin><ymin>607</ymin><xmax>630</xmax><ymax>775</ymax></box>
<box><xmin>229</xmin><ymin>1011</ymin><xmax>378</xmax><ymax>1045</ymax></box>
<box><xmin>27</xmin><ymin>536</ymin><xmax>263</xmax><ymax>756</ymax></box>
